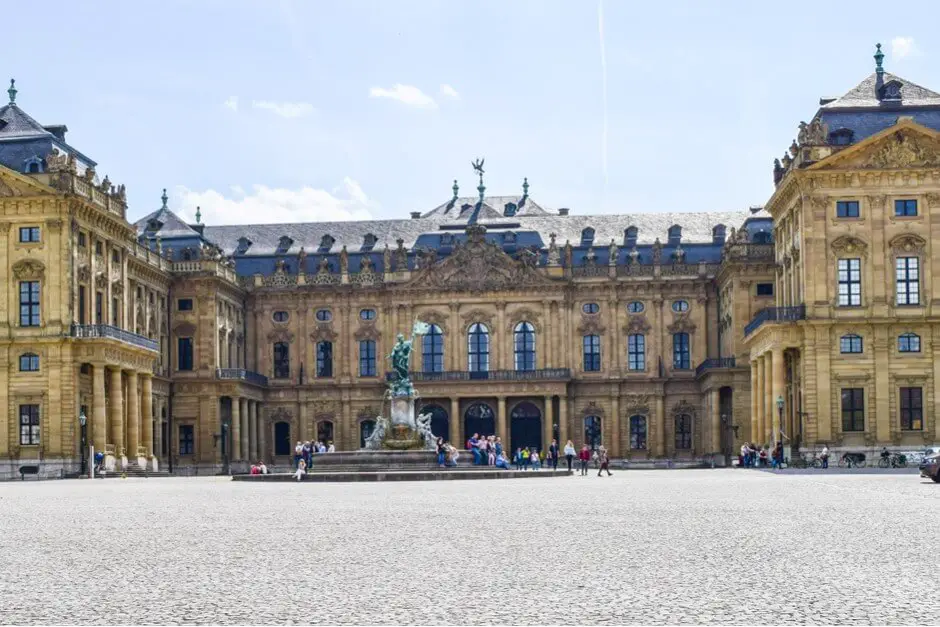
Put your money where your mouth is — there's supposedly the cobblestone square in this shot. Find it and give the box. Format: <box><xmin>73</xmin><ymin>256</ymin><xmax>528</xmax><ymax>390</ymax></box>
<box><xmin>1</xmin><ymin>471</ymin><xmax>938</xmax><ymax>625</ymax></box>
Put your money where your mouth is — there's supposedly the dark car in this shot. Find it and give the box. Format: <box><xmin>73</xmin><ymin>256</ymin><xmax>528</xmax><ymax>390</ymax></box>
<box><xmin>919</xmin><ymin>449</ymin><xmax>940</xmax><ymax>483</ymax></box>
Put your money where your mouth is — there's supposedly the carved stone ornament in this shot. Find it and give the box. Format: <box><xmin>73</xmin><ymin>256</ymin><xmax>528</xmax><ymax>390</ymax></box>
<box><xmin>830</xmin><ymin>235</ymin><xmax>869</xmax><ymax>257</ymax></box>
<box><xmin>417</xmin><ymin>310</ymin><xmax>448</xmax><ymax>333</ymax></box>
<box><xmin>111</xmin><ymin>280</ymin><xmax>124</xmax><ymax>296</ymax></box>
<box><xmin>577</xmin><ymin>316</ymin><xmax>606</xmax><ymax>335</ymax></box>
<box><xmin>353</xmin><ymin>321</ymin><xmax>380</xmax><ymax>341</ymax></box>
<box><xmin>12</xmin><ymin>258</ymin><xmax>45</xmax><ymax>281</ymax></box>
<box><xmin>926</xmin><ymin>193</ymin><xmax>940</xmax><ymax>208</ymax></box>
<box><xmin>889</xmin><ymin>233</ymin><xmax>927</xmax><ymax>255</ymax></box>
<box><xmin>858</xmin><ymin>130</ymin><xmax>940</xmax><ymax>169</ymax></box>
<box><xmin>651</xmin><ymin>239</ymin><xmax>663</xmax><ymax>265</ymax></box>
<box><xmin>460</xmin><ymin>309</ymin><xmax>495</xmax><ymax>330</ymax></box>
<box><xmin>622</xmin><ymin>394</ymin><xmax>651</xmax><ymax>413</ymax></box>
<box><xmin>580</xmin><ymin>401</ymin><xmax>604</xmax><ymax>418</ymax></box>
<box><xmin>412</xmin><ymin>224</ymin><xmax>553</xmax><ymax>293</ymax></box>
<box><xmin>547</xmin><ymin>233</ymin><xmax>561</xmax><ymax>266</ymax></box>
<box><xmin>672</xmin><ymin>400</ymin><xmax>697</xmax><ymax>417</ymax></box>
<box><xmin>624</xmin><ymin>315</ymin><xmax>652</xmax><ymax>334</ymax></box>
<box><xmin>667</xmin><ymin>315</ymin><xmax>696</xmax><ymax>334</ymax></box>
<box><xmin>77</xmin><ymin>264</ymin><xmax>90</xmax><ymax>283</ymax></box>
<box><xmin>0</xmin><ymin>176</ymin><xmax>17</xmax><ymax>197</ymax></box>
<box><xmin>267</xmin><ymin>328</ymin><xmax>295</xmax><ymax>344</ymax></box>
<box><xmin>507</xmin><ymin>307</ymin><xmax>541</xmax><ymax>332</ymax></box>
<box><xmin>809</xmin><ymin>196</ymin><xmax>829</xmax><ymax>212</ymax></box>
<box><xmin>269</xmin><ymin>407</ymin><xmax>292</xmax><ymax>422</ymax></box>
<box><xmin>797</xmin><ymin>118</ymin><xmax>829</xmax><ymax>146</ymax></box>
<box><xmin>310</xmin><ymin>323</ymin><xmax>337</xmax><ymax>343</ymax></box>
<box><xmin>312</xmin><ymin>257</ymin><xmax>339</xmax><ymax>286</ymax></box>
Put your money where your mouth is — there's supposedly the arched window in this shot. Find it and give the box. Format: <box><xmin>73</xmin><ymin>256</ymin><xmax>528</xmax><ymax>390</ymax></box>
<box><xmin>583</xmin><ymin>334</ymin><xmax>601</xmax><ymax>371</ymax></box>
<box><xmin>668</xmin><ymin>224</ymin><xmax>682</xmax><ymax>244</ymax></box>
<box><xmin>584</xmin><ymin>415</ymin><xmax>602</xmax><ymax>449</ymax></box>
<box><xmin>422</xmin><ymin>404</ymin><xmax>449</xmax><ymax>438</ymax></box>
<box><xmin>898</xmin><ymin>332</ymin><xmax>921</xmax><ymax>353</ymax></box>
<box><xmin>840</xmin><ymin>334</ymin><xmax>863</xmax><ymax>354</ymax></box>
<box><xmin>673</xmin><ymin>333</ymin><xmax>690</xmax><ymax>369</ymax></box>
<box><xmin>627</xmin><ymin>334</ymin><xmax>645</xmax><ymax>371</ymax></box>
<box><xmin>624</xmin><ymin>226</ymin><xmax>638</xmax><ymax>246</ymax></box>
<box><xmin>468</xmin><ymin>323</ymin><xmax>489</xmax><ymax>373</ymax></box>
<box><xmin>675</xmin><ymin>414</ymin><xmax>692</xmax><ymax>450</ymax></box>
<box><xmin>316</xmin><ymin>341</ymin><xmax>333</xmax><ymax>377</ymax></box>
<box><xmin>19</xmin><ymin>353</ymin><xmax>39</xmax><ymax>372</ymax></box>
<box><xmin>513</xmin><ymin>321</ymin><xmax>536</xmax><ymax>371</ymax></box>
<box><xmin>464</xmin><ymin>403</ymin><xmax>495</xmax><ymax>441</ymax></box>
<box><xmin>316</xmin><ymin>420</ymin><xmax>334</xmax><ymax>445</ymax></box>
<box><xmin>422</xmin><ymin>324</ymin><xmax>444</xmax><ymax>373</ymax></box>
<box><xmin>359</xmin><ymin>420</ymin><xmax>376</xmax><ymax>448</ymax></box>
<box><xmin>629</xmin><ymin>415</ymin><xmax>647</xmax><ymax>450</ymax></box>
<box><xmin>273</xmin><ymin>342</ymin><xmax>290</xmax><ymax>379</ymax></box>
<box><xmin>580</xmin><ymin>227</ymin><xmax>595</xmax><ymax>246</ymax></box>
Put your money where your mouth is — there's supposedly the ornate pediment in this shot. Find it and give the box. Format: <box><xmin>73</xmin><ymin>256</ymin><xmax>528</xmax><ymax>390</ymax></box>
<box><xmin>624</xmin><ymin>315</ymin><xmax>651</xmax><ymax>335</ymax></box>
<box><xmin>266</xmin><ymin>328</ymin><xmax>295</xmax><ymax>344</ymax></box>
<box><xmin>409</xmin><ymin>225</ymin><xmax>552</xmax><ymax>293</ymax></box>
<box><xmin>269</xmin><ymin>407</ymin><xmax>293</xmax><ymax>422</ymax></box>
<box><xmin>667</xmin><ymin>315</ymin><xmax>696</xmax><ymax>334</ymax></box>
<box><xmin>889</xmin><ymin>233</ymin><xmax>927</xmax><ymax>255</ymax></box>
<box><xmin>12</xmin><ymin>258</ymin><xmax>45</xmax><ymax>281</ymax></box>
<box><xmin>460</xmin><ymin>308</ymin><xmax>495</xmax><ymax>330</ymax></box>
<box><xmin>672</xmin><ymin>400</ymin><xmax>697</xmax><ymax>417</ymax></box>
<box><xmin>577</xmin><ymin>316</ymin><xmax>606</xmax><ymax>335</ymax></box>
<box><xmin>622</xmin><ymin>394</ymin><xmax>650</xmax><ymax>413</ymax></box>
<box><xmin>580</xmin><ymin>401</ymin><xmax>604</xmax><ymax>418</ymax></box>
<box><xmin>507</xmin><ymin>307</ymin><xmax>542</xmax><ymax>332</ymax></box>
<box><xmin>416</xmin><ymin>310</ymin><xmax>448</xmax><ymax>333</ymax></box>
<box><xmin>357</xmin><ymin>406</ymin><xmax>379</xmax><ymax>420</ymax></box>
<box><xmin>353</xmin><ymin>322</ymin><xmax>380</xmax><ymax>341</ymax></box>
<box><xmin>819</xmin><ymin>126</ymin><xmax>940</xmax><ymax>170</ymax></box>
<box><xmin>830</xmin><ymin>235</ymin><xmax>868</xmax><ymax>257</ymax></box>
<box><xmin>173</xmin><ymin>321</ymin><xmax>197</xmax><ymax>336</ymax></box>
<box><xmin>77</xmin><ymin>264</ymin><xmax>91</xmax><ymax>283</ymax></box>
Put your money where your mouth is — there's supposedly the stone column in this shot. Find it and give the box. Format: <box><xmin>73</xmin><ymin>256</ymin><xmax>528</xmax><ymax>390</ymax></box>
<box><xmin>450</xmin><ymin>398</ymin><xmax>461</xmax><ymax>444</ymax></box>
<box><xmin>754</xmin><ymin>355</ymin><xmax>765</xmax><ymax>445</ymax></box>
<box><xmin>559</xmin><ymin>394</ymin><xmax>568</xmax><ymax>446</ymax></box>
<box><xmin>240</xmin><ymin>398</ymin><xmax>249</xmax><ymax>461</ymax></box>
<box><xmin>109</xmin><ymin>367</ymin><xmax>125</xmax><ymax>458</ymax></box>
<box><xmin>152</xmin><ymin>396</ymin><xmax>162</xmax><ymax>460</ymax></box>
<box><xmin>710</xmin><ymin>387</ymin><xmax>721</xmax><ymax>454</ymax></box>
<box><xmin>248</xmin><ymin>401</ymin><xmax>258</xmax><ymax>461</ymax></box>
<box><xmin>257</xmin><ymin>404</ymin><xmax>267</xmax><ymax>462</ymax></box>
<box><xmin>749</xmin><ymin>360</ymin><xmax>759</xmax><ymax>444</ymax></box>
<box><xmin>543</xmin><ymin>396</ymin><xmax>554</xmax><ymax>455</ymax></box>
<box><xmin>609</xmin><ymin>394</ymin><xmax>620</xmax><ymax>458</ymax></box>
<box><xmin>92</xmin><ymin>363</ymin><xmax>107</xmax><ymax>452</ymax></box>
<box><xmin>655</xmin><ymin>394</ymin><xmax>666</xmax><ymax>457</ymax></box>
<box><xmin>126</xmin><ymin>371</ymin><xmax>140</xmax><ymax>462</ymax></box>
<box><xmin>231</xmin><ymin>397</ymin><xmax>242</xmax><ymax>461</ymax></box>
<box><xmin>141</xmin><ymin>374</ymin><xmax>153</xmax><ymax>458</ymax></box>
<box><xmin>771</xmin><ymin>347</ymin><xmax>784</xmax><ymax>446</ymax></box>
<box><xmin>762</xmin><ymin>354</ymin><xmax>773</xmax><ymax>446</ymax></box>
<box><xmin>497</xmin><ymin>396</ymin><xmax>508</xmax><ymax>445</ymax></box>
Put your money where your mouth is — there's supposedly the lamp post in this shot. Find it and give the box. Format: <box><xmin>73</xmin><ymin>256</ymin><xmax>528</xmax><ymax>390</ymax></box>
<box><xmin>78</xmin><ymin>409</ymin><xmax>87</xmax><ymax>476</ymax></box>
<box><xmin>776</xmin><ymin>395</ymin><xmax>784</xmax><ymax>446</ymax></box>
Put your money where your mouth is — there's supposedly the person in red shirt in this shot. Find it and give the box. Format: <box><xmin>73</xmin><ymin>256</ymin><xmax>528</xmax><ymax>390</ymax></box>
<box><xmin>578</xmin><ymin>444</ymin><xmax>591</xmax><ymax>476</ymax></box>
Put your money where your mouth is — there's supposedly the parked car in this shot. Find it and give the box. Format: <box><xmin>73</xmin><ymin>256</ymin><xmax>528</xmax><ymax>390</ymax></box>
<box><xmin>919</xmin><ymin>448</ymin><xmax>940</xmax><ymax>483</ymax></box>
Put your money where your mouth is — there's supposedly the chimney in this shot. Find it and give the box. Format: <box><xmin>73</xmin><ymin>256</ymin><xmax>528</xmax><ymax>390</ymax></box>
<box><xmin>818</xmin><ymin>97</ymin><xmax>836</xmax><ymax>106</ymax></box>
<box><xmin>43</xmin><ymin>125</ymin><xmax>68</xmax><ymax>141</ymax></box>
<box><xmin>410</xmin><ymin>211</ymin><xmax>421</xmax><ymax>219</ymax></box>
<box><xmin>558</xmin><ymin>207</ymin><xmax>570</xmax><ymax>216</ymax></box>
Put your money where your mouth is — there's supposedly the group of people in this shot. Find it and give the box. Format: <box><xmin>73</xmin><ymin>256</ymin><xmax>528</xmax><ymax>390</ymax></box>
<box><xmin>294</xmin><ymin>440</ymin><xmax>334</xmax><ymax>469</ymax></box>
<box><xmin>249</xmin><ymin>461</ymin><xmax>269</xmax><ymax>475</ymax></box>
<box><xmin>429</xmin><ymin>434</ymin><xmax>613</xmax><ymax>477</ymax></box>
<box><xmin>738</xmin><ymin>442</ymin><xmax>786</xmax><ymax>468</ymax></box>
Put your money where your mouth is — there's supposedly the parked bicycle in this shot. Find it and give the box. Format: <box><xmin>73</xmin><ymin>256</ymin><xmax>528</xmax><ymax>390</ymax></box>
<box><xmin>838</xmin><ymin>452</ymin><xmax>867</xmax><ymax>468</ymax></box>
<box><xmin>877</xmin><ymin>453</ymin><xmax>907</xmax><ymax>468</ymax></box>
<box><xmin>790</xmin><ymin>454</ymin><xmax>824</xmax><ymax>469</ymax></box>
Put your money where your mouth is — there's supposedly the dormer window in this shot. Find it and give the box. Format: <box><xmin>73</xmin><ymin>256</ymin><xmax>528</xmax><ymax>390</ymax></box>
<box><xmin>504</xmin><ymin>231</ymin><xmax>517</xmax><ymax>245</ymax></box>
<box><xmin>276</xmin><ymin>236</ymin><xmax>293</xmax><ymax>254</ymax></box>
<box><xmin>504</xmin><ymin>203</ymin><xmax>517</xmax><ymax>217</ymax></box>
<box><xmin>712</xmin><ymin>224</ymin><xmax>726</xmax><ymax>245</ymax></box>
<box><xmin>361</xmin><ymin>233</ymin><xmax>377</xmax><ymax>251</ymax></box>
<box><xmin>147</xmin><ymin>219</ymin><xmax>163</xmax><ymax>232</ymax></box>
<box><xmin>668</xmin><ymin>225</ymin><xmax>682</xmax><ymax>245</ymax></box>
<box><xmin>879</xmin><ymin>80</ymin><xmax>903</xmax><ymax>102</ymax></box>
<box><xmin>580</xmin><ymin>227</ymin><xmax>595</xmax><ymax>246</ymax></box>
<box><xmin>752</xmin><ymin>231</ymin><xmax>773</xmax><ymax>244</ymax></box>
<box><xmin>440</xmin><ymin>233</ymin><xmax>455</xmax><ymax>246</ymax></box>
<box><xmin>829</xmin><ymin>128</ymin><xmax>854</xmax><ymax>146</ymax></box>
<box><xmin>319</xmin><ymin>234</ymin><xmax>335</xmax><ymax>252</ymax></box>
<box><xmin>23</xmin><ymin>157</ymin><xmax>43</xmax><ymax>174</ymax></box>
<box><xmin>624</xmin><ymin>226</ymin><xmax>638</xmax><ymax>247</ymax></box>
<box><xmin>235</xmin><ymin>236</ymin><xmax>252</xmax><ymax>255</ymax></box>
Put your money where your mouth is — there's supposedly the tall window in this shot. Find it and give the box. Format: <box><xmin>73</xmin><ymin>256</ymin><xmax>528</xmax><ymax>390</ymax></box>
<box><xmin>112</xmin><ymin>298</ymin><xmax>120</xmax><ymax>327</ymax></box>
<box><xmin>629</xmin><ymin>415</ymin><xmax>647</xmax><ymax>449</ymax></box>
<box><xmin>675</xmin><ymin>414</ymin><xmax>692</xmax><ymax>450</ymax></box>
<box><xmin>468</xmin><ymin>323</ymin><xmax>489</xmax><ymax>372</ymax></box>
<box><xmin>78</xmin><ymin>285</ymin><xmax>86</xmax><ymax>325</ymax></box>
<box><xmin>177</xmin><ymin>337</ymin><xmax>194</xmax><ymax>371</ymax></box>
<box><xmin>513</xmin><ymin>322</ymin><xmax>536</xmax><ymax>371</ymax></box>
<box><xmin>898</xmin><ymin>333</ymin><xmax>921</xmax><ymax>353</ymax></box>
<box><xmin>19</xmin><ymin>405</ymin><xmax>40</xmax><ymax>445</ymax></box>
<box><xmin>582</xmin><ymin>334</ymin><xmax>601</xmax><ymax>371</ymax></box>
<box><xmin>179</xmin><ymin>425</ymin><xmax>194</xmax><ymax>455</ymax></box>
<box><xmin>359</xmin><ymin>339</ymin><xmax>377</xmax><ymax>377</ymax></box>
<box><xmin>841</xmin><ymin>388</ymin><xmax>864</xmax><ymax>432</ymax></box>
<box><xmin>836</xmin><ymin>200</ymin><xmax>859</xmax><ymax>218</ymax></box>
<box><xmin>19</xmin><ymin>353</ymin><xmax>39</xmax><ymax>372</ymax></box>
<box><xmin>584</xmin><ymin>415</ymin><xmax>602</xmax><ymax>448</ymax></box>
<box><xmin>837</xmin><ymin>259</ymin><xmax>861</xmax><ymax>306</ymax></box>
<box><xmin>840</xmin><ymin>334</ymin><xmax>863</xmax><ymax>354</ymax></box>
<box><xmin>19</xmin><ymin>281</ymin><xmax>40</xmax><ymax>327</ymax></box>
<box><xmin>422</xmin><ymin>324</ymin><xmax>444</xmax><ymax>374</ymax></box>
<box><xmin>273</xmin><ymin>342</ymin><xmax>290</xmax><ymax>379</ymax></box>
<box><xmin>900</xmin><ymin>387</ymin><xmax>923</xmax><ymax>431</ymax></box>
<box><xmin>95</xmin><ymin>292</ymin><xmax>103</xmax><ymax>325</ymax></box>
<box><xmin>895</xmin><ymin>199</ymin><xmax>918</xmax><ymax>217</ymax></box>
<box><xmin>896</xmin><ymin>257</ymin><xmax>920</xmax><ymax>305</ymax></box>
<box><xmin>316</xmin><ymin>341</ymin><xmax>333</xmax><ymax>377</ymax></box>
<box><xmin>673</xmin><ymin>333</ymin><xmax>690</xmax><ymax>369</ymax></box>
<box><xmin>627</xmin><ymin>334</ymin><xmax>645</xmax><ymax>371</ymax></box>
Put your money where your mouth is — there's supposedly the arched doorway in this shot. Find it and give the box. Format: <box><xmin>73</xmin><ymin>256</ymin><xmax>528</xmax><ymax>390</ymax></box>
<box><xmin>584</xmin><ymin>415</ymin><xmax>602</xmax><ymax>450</ymax></box>
<box><xmin>464</xmin><ymin>403</ymin><xmax>494</xmax><ymax>442</ymax></box>
<box><xmin>359</xmin><ymin>420</ymin><xmax>376</xmax><ymax>448</ymax></box>
<box><xmin>510</xmin><ymin>401</ymin><xmax>542</xmax><ymax>452</ymax></box>
<box><xmin>421</xmin><ymin>404</ymin><xmax>449</xmax><ymax>440</ymax></box>
<box><xmin>317</xmin><ymin>420</ymin><xmax>334</xmax><ymax>446</ymax></box>
<box><xmin>274</xmin><ymin>421</ymin><xmax>291</xmax><ymax>456</ymax></box>
<box><xmin>675</xmin><ymin>414</ymin><xmax>692</xmax><ymax>452</ymax></box>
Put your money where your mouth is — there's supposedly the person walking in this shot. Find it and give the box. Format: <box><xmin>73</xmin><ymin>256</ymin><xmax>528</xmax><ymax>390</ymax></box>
<box><xmin>597</xmin><ymin>446</ymin><xmax>612</xmax><ymax>476</ymax></box>
<box><xmin>820</xmin><ymin>445</ymin><xmax>829</xmax><ymax>469</ymax></box>
<box><xmin>563</xmin><ymin>440</ymin><xmax>576</xmax><ymax>472</ymax></box>
<box><xmin>578</xmin><ymin>444</ymin><xmax>591</xmax><ymax>476</ymax></box>
<box><xmin>548</xmin><ymin>439</ymin><xmax>559</xmax><ymax>471</ymax></box>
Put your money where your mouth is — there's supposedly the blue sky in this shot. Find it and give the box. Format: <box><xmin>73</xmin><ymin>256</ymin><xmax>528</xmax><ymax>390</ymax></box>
<box><xmin>6</xmin><ymin>0</ymin><xmax>939</xmax><ymax>224</ymax></box>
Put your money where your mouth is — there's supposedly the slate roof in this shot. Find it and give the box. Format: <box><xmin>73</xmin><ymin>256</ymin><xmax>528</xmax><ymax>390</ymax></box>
<box><xmin>423</xmin><ymin>195</ymin><xmax>551</xmax><ymax>219</ymax></box>
<box><xmin>134</xmin><ymin>206</ymin><xmax>202</xmax><ymax>239</ymax></box>
<box><xmin>0</xmin><ymin>103</ymin><xmax>54</xmax><ymax>141</ymax></box>
<box><xmin>821</xmin><ymin>72</ymin><xmax>940</xmax><ymax>110</ymax></box>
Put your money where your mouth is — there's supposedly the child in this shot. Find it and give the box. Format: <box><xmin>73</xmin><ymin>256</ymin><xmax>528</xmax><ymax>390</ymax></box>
<box><xmin>531</xmin><ymin>448</ymin><xmax>541</xmax><ymax>470</ymax></box>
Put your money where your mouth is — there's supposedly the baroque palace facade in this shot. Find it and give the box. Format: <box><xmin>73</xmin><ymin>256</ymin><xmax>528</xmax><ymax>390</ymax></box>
<box><xmin>2</xmin><ymin>46</ymin><xmax>939</xmax><ymax>477</ymax></box>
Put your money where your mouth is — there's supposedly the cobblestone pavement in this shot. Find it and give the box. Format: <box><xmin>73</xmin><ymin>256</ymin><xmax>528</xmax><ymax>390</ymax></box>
<box><xmin>1</xmin><ymin>470</ymin><xmax>938</xmax><ymax>625</ymax></box>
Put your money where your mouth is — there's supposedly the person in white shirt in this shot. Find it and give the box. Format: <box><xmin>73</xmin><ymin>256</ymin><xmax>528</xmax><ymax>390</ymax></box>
<box><xmin>293</xmin><ymin>458</ymin><xmax>306</xmax><ymax>481</ymax></box>
<box><xmin>327</xmin><ymin>442</ymin><xmax>335</xmax><ymax>453</ymax></box>
<box><xmin>563</xmin><ymin>440</ymin><xmax>577</xmax><ymax>472</ymax></box>
<box><xmin>820</xmin><ymin>445</ymin><xmax>829</xmax><ymax>469</ymax></box>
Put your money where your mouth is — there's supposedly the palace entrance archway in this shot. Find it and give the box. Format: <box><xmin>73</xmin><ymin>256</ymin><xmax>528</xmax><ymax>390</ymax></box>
<box><xmin>463</xmin><ymin>403</ymin><xmax>495</xmax><ymax>442</ymax></box>
<box><xmin>421</xmin><ymin>404</ymin><xmax>449</xmax><ymax>439</ymax></box>
<box><xmin>510</xmin><ymin>401</ymin><xmax>542</xmax><ymax>452</ymax></box>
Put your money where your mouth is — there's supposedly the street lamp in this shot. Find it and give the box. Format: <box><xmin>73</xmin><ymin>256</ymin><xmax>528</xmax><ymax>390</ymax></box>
<box><xmin>78</xmin><ymin>409</ymin><xmax>87</xmax><ymax>476</ymax></box>
<box><xmin>776</xmin><ymin>395</ymin><xmax>784</xmax><ymax>445</ymax></box>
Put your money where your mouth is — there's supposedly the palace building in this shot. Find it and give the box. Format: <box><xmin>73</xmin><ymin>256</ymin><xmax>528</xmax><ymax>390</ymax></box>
<box><xmin>1</xmin><ymin>46</ymin><xmax>938</xmax><ymax>477</ymax></box>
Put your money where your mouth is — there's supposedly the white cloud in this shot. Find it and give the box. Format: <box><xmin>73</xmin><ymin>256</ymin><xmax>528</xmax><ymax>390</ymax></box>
<box><xmin>369</xmin><ymin>84</ymin><xmax>437</xmax><ymax>109</ymax></box>
<box><xmin>223</xmin><ymin>96</ymin><xmax>238</xmax><ymax>111</ymax></box>
<box><xmin>891</xmin><ymin>36</ymin><xmax>916</xmax><ymax>60</ymax></box>
<box><xmin>251</xmin><ymin>100</ymin><xmax>315</xmax><ymax>118</ymax></box>
<box><xmin>439</xmin><ymin>84</ymin><xmax>459</xmax><ymax>100</ymax></box>
<box><xmin>173</xmin><ymin>178</ymin><xmax>374</xmax><ymax>226</ymax></box>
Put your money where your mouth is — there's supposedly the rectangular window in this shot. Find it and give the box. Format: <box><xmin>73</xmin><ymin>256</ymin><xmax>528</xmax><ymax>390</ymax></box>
<box><xmin>95</xmin><ymin>292</ymin><xmax>103</xmax><ymax>325</ymax></box>
<box><xmin>78</xmin><ymin>232</ymin><xmax>87</xmax><ymax>247</ymax></box>
<box><xmin>841</xmin><ymin>388</ymin><xmax>864</xmax><ymax>432</ymax></box>
<box><xmin>19</xmin><ymin>353</ymin><xmax>39</xmax><ymax>372</ymax></box>
<box><xmin>673</xmin><ymin>333</ymin><xmax>691</xmax><ymax>370</ymax></box>
<box><xmin>896</xmin><ymin>257</ymin><xmax>920</xmax><ymax>305</ymax></box>
<box><xmin>95</xmin><ymin>241</ymin><xmax>103</xmax><ymax>256</ymax></box>
<box><xmin>900</xmin><ymin>387</ymin><xmax>923</xmax><ymax>431</ymax></box>
<box><xmin>179</xmin><ymin>425</ymin><xmax>194</xmax><ymax>455</ymax></box>
<box><xmin>894</xmin><ymin>199</ymin><xmax>918</xmax><ymax>217</ymax></box>
<box><xmin>839</xmin><ymin>335</ymin><xmax>862</xmax><ymax>354</ymax></box>
<box><xmin>177</xmin><ymin>337</ymin><xmax>194</xmax><ymax>371</ymax></box>
<box><xmin>177</xmin><ymin>298</ymin><xmax>193</xmax><ymax>311</ymax></box>
<box><xmin>756</xmin><ymin>283</ymin><xmax>774</xmax><ymax>296</ymax></box>
<box><xmin>273</xmin><ymin>342</ymin><xmax>290</xmax><ymax>379</ymax></box>
<box><xmin>359</xmin><ymin>339</ymin><xmax>377</xmax><ymax>377</ymax></box>
<box><xmin>837</xmin><ymin>258</ymin><xmax>861</xmax><ymax>306</ymax></box>
<box><xmin>316</xmin><ymin>341</ymin><xmax>333</xmax><ymax>377</ymax></box>
<box><xmin>898</xmin><ymin>333</ymin><xmax>921</xmax><ymax>353</ymax></box>
<box><xmin>19</xmin><ymin>404</ymin><xmax>40</xmax><ymax>445</ymax></box>
<box><xmin>582</xmin><ymin>335</ymin><xmax>601</xmax><ymax>372</ymax></box>
<box><xmin>627</xmin><ymin>334</ymin><xmax>645</xmax><ymax>371</ymax></box>
<box><xmin>78</xmin><ymin>285</ymin><xmax>86</xmax><ymax>325</ymax></box>
<box><xmin>19</xmin><ymin>226</ymin><xmax>40</xmax><ymax>243</ymax></box>
<box><xmin>629</xmin><ymin>416</ymin><xmax>647</xmax><ymax>450</ymax></box>
<box><xmin>835</xmin><ymin>200</ymin><xmax>860</xmax><ymax>218</ymax></box>
<box><xmin>19</xmin><ymin>281</ymin><xmax>40</xmax><ymax>327</ymax></box>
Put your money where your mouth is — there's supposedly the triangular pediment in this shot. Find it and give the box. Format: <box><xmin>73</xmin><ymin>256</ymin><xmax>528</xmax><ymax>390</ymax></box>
<box><xmin>810</xmin><ymin>119</ymin><xmax>940</xmax><ymax>171</ymax></box>
<box><xmin>0</xmin><ymin>164</ymin><xmax>56</xmax><ymax>198</ymax></box>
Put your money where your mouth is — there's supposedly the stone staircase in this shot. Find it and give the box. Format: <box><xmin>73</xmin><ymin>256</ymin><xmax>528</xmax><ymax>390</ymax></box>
<box><xmin>98</xmin><ymin>462</ymin><xmax>172</xmax><ymax>478</ymax></box>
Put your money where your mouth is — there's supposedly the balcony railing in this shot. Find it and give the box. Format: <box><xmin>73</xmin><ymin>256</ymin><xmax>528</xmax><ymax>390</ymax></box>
<box><xmin>216</xmin><ymin>368</ymin><xmax>269</xmax><ymax>387</ymax></box>
<box><xmin>70</xmin><ymin>324</ymin><xmax>159</xmax><ymax>352</ymax></box>
<box><xmin>744</xmin><ymin>304</ymin><xmax>806</xmax><ymax>336</ymax></box>
<box><xmin>695</xmin><ymin>357</ymin><xmax>737</xmax><ymax>376</ymax></box>
<box><xmin>387</xmin><ymin>368</ymin><xmax>572</xmax><ymax>383</ymax></box>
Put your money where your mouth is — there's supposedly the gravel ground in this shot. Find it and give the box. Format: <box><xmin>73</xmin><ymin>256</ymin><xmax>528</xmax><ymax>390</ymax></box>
<box><xmin>1</xmin><ymin>471</ymin><xmax>938</xmax><ymax>625</ymax></box>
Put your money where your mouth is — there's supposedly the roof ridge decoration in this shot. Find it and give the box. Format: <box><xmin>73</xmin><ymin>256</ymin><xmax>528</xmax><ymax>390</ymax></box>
<box><xmin>7</xmin><ymin>79</ymin><xmax>16</xmax><ymax>105</ymax></box>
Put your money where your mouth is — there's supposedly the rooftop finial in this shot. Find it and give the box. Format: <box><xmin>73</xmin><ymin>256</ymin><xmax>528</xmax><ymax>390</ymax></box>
<box><xmin>7</xmin><ymin>78</ymin><xmax>16</xmax><ymax>105</ymax></box>
<box><xmin>160</xmin><ymin>188</ymin><xmax>168</xmax><ymax>209</ymax></box>
<box><xmin>195</xmin><ymin>206</ymin><xmax>202</xmax><ymax>224</ymax></box>
<box><xmin>452</xmin><ymin>179</ymin><xmax>459</xmax><ymax>200</ymax></box>
<box><xmin>522</xmin><ymin>176</ymin><xmax>529</xmax><ymax>199</ymax></box>
<box><xmin>471</xmin><ymin>157</ymin><xmax>485</xmax><ymax>203</ymax></box>
<box><xmin>874</xmin><ymin>42</ymin><xmax>884</xmax><ymax>76</ymax></box>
